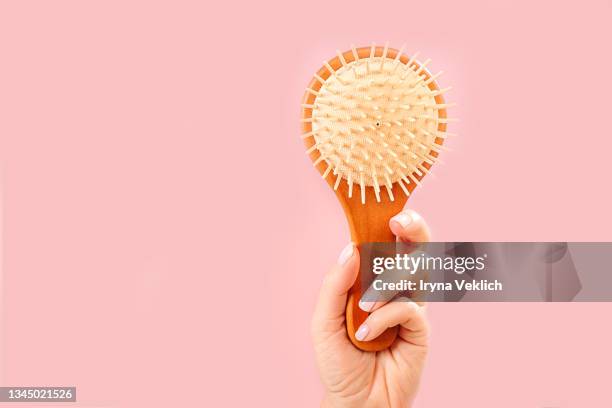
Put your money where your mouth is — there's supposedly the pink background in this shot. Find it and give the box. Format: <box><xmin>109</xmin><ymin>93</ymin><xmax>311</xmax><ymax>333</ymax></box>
<box><xmin>1</xmin><ymin>0</ymin><xmax>612</xmax><ymax>406</ymax></box>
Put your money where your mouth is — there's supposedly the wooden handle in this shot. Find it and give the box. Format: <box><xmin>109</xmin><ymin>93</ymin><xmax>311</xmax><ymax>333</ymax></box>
<box><xmin>345</xmin><ymin>223</ymin><xmax>399</xmax><ymax>351</ymax></box>
<box><xmin>339</xmin><ymin>184</ymin><xmax>408</xmax><ymax>351</ymax></box>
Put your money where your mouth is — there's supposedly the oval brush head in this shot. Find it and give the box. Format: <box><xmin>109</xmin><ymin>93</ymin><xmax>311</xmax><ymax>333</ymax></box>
<box><xmin>301</xmin><ymin>44</ymin><xmax>454</xmax><ymax>351</ymax></box>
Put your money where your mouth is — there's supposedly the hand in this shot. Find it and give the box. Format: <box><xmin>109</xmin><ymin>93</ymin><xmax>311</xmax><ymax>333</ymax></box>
<box><xmin>312</xmin><ymin>209</ymin><xmax>431</xmax><ymax>408</ymax></box>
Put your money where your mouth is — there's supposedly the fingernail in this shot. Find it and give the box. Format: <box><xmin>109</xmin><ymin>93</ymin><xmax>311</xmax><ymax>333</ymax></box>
<box><xmin>337</xmin><ymin>242</ymin><xmax>354</xmax><ymax>265</ymax></box>
<box><xmin>355</xmin><ymin>323</ymin><xmax>370</xmax><ymax>341</ymax></box>
<box><xmin>397</xmin><ymin>297</ymin><xmax>420</xmax><ymax>310</ymax></box>
<box><xmin>391</xmin><ymin>212</ymin><xmax>412</xmax><ymax>228</ymax></box>
<box><xmin>406</xmin><ymin>301</ymin><xmax>419</xmax><ymax>310</ymax></box>
<box><xmin>359</xmin><ymin>300</ymin><xmax>375</xmax><ymax>312</ymax></box>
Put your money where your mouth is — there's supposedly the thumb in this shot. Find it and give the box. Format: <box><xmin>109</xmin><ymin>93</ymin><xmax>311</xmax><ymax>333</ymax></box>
<box><xmin>389</xmin><ymin>209</ymin><xmax>431</xmax><ymax>243</ymax></box>
<box><xmin>311</xmin><ymin>243</ymin><xmax>360</xmax><ymax>337</ymax></box>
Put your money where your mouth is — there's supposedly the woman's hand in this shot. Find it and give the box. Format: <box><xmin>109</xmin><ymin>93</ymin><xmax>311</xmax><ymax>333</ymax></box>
<box><xmin>312</xmin><ymin>209</ymin><xmax>431</xmax><ymax>408</ymax></box>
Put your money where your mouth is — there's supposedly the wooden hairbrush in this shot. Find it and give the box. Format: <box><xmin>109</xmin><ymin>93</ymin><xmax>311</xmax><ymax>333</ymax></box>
<box><xmin>301</xmin><ymin>44</ymin><xmax>454</xmax><ymax>351</ymax></box>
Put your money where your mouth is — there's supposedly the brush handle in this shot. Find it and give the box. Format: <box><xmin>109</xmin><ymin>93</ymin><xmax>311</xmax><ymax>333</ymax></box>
<box><xmin>341</xmin><ymin>189</ymin><xmax>407</xmax><ymax>352</ymax></box>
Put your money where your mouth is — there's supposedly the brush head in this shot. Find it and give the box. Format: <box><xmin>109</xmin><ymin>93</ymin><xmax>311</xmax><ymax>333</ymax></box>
<box><xmin>302</xmin><ymin>45</ymin><xmax>453</xmax><ymax>204</ymax></box>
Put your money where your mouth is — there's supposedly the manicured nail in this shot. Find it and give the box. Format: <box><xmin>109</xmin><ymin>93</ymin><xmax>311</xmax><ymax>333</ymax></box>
<box><xmin>337</xmin><ymin>242</ymin><xmax>354</xmax><ymax>265</ymax></box>
<box><xmin>359</xmin><ymin>300</ymin><xmax>375</xmax><ymax>312</ymax></box>
<box><xmin>355</xmin><ymin>323</ymin><xmax>370</xmax><ymax>341</ymax></box>
<box><xmin>406</xmin><ymin>301</ymin><xmax>419</xmax><ymax>310</ymax></box>
<box><xmin>397</xmin><ymin>297</ymin><xmax>420</xmax><ymax>310</ymax></box>
<box><xmin>391</xmin><ymin>212</ymin><xmax>412</xmax><ymax>228</ymax></box>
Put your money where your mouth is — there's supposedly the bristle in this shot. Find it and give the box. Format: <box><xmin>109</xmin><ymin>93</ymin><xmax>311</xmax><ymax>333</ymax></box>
<box><xmin>385</xmin><ymin>184</ymin><xmax>394</xmax><ymax>201</ymax></box>
<box><xmin>431</xmin><ymin>86</ymin><xmax>452</xmax><ymax>96</ymax></box>
<box><xmin>333</xmin><ymin>173</ymin><xmax>342</xmax><ymax>190</ymax></box>
<box><xmin>313</xmin><ymin>155</ymin><xmax>325</xmax><ymax>166</ymax></box>
<box><xmin>350</xmin><ymin>44</ymin><xmax>359</xmax><ymax>62</ymax></box>
<box><xmin>430</xmin><ymin>142</ymin><xmax>450</xmax><ymax>152</ymax></box>
<box><xmin>384</xmin><ymin>172</ymin><xmax>393</xmax><ymax>187</ymax></box>
<box><xmin>416</xmin><ymin>151</ymin><xmax>435</xmax><ymax>165</ymax></box>
<box><xmin>380</xmin><ymin>42</ymin><xmax>389</xmax><ymax>70</ymax></box>
<box><xmin>359</xmin><ymin>172</ymin><xmax>366</xmax><ymax>204</ymax></box>
<box><xmin>372</xmin><ymin>165</ymin><xmax>381</xmax><ymax>202</ymax></box>
<box><xmin>424</xmin><ymin>71</ymin><xmax>443</xmax><ymax>85</ymax></box>
<box><xmin>406</xmin><ymin>51</ymin><xmax>420</xmax><ymax>68</ymax></box>
<box><xmin>397</xmin><ymin>178</ymin><xmax>410</xmax><ymax>197</ymax></box>
<box><xmin>301</xmin><ymin>129</ymin><xmax>318</xmax><ymax>139</ymax></box>
<box><xmin>305</xmin><ymin>143</ymin><xmax>319</xmax><ymax>154</ymax></box>
<box><xmin>361</xmin><ymin>147</ymin><xmax>369</xmax><ymax>161</ymax></box>
<box><xmin>430</xmin><ymin>154</ymin><xmax>444</xmax><ymax>165</ymax></box>
<box><xmin>398</xmin><ymin>171</ymin><xmax>411</xmax><ymax>187</ymax></box>
<box><xmin>305</xmin><ymin>88</ymin><xmax>319</xmax><ymax>96</ymax></box>
<box><xmin>391</xmin><ymin>44</ymin><xmax>406</xmax><ymax>72</ymax></box>
<box><xmin>406</xmin><ymin>171</ymin><xmax>421</xmax><ymax>186</ymax></box>
<box><xmin>425</xmin><ymin>102</ymin><xmax>455</xmax><ymax>110</ymax></box>
<box><xmin>420</xmin><ymin>127</ymin><xmax>456</xmax><ymax>139</ymax></box>
<box><xmin>439</xmin><ymin>131</ymin><xmax>457</xmax><ymax>138</ymax></box>
<box><xmin>322</xmin><ymin>164</ymin><xmax>332</xmax><ymax>179</ymax></box>
<box><xmin>414</xmin><ymin>59</ymin><xmax>431</xmax><ymax>74</ymax></box>
<box><xmin>350</xmin><ymin>44</ymin><xmax>360</xmax><ymax>76</ymax></box>
<box><xmin>323</xmin><ymin>61</ymin><xmax>335</xmax><ymax>74</ymax></box>
<box><xmin>336</xmin><ymin>50</ymin><xmax>347</xmax><ymax>67</ymax></box>
<box><xmin>373</xmin><ymin>181</ymin><xmax>381</xmax><ymax>202</ymax></box>
<box><xmin>366</xmin><ymin>44</ymin><xmax>373</xmax><ymax>74</ymax></box>
<box><xmin>417</xmin><ymin>163</ymin><xmax>429</xmax><ymax>174</ymax></box>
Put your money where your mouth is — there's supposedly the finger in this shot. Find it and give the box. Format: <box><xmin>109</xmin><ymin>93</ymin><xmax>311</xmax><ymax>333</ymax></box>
<box><xmin>359</xmin><ymin>210</ymin><xmax>430</xmax><ymax>312</ymax></box>
<box><xmin>389</xmin><ymin>209</ymin><xmax>431</xmax><ymax>243</ymax></box>
<box><xmin>358</xmin><ymin>271</ymin><xmax>404</xmax><ymax>313</ymax></box>
<box><xmin>353</xmin><ymin>298</ymin><xmax>428</xmax><ymax>346</ymax></box>
<box><xmin>311</xmin><ymin>243</ymin><xmax>360</xmax><ymax>335</ymax></box>
<box><xmin>358</xmin><ymin>288</ymin><xmax>388</xmax><ymax>313</ymax></box>
<box><xmin>359</xmin><ymin>259</ymin><xmax>428</xmax><ymax>313</ymax></box>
